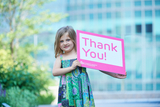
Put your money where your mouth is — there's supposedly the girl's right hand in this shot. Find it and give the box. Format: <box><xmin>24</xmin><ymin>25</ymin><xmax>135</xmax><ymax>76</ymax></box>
<box><xmin>71</xmin><ymin>60</ymin><xmax>81</xmax><ymax>70</ymax></box>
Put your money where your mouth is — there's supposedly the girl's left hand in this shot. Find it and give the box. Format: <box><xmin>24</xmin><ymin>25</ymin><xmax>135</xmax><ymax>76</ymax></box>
<box><xmin>115</xmin><ymin>72</ymin><xmax>127</xmax><ymax>79</ymax></box>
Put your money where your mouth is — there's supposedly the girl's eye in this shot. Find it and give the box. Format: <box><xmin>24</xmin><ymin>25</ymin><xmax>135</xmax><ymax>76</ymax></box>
<box><xmin>66</xmin><ymin>39</ymin><xmax>70</xmax><ymax>41</ymax></box>
<box><xmin>60</xmin><ymin>40</ymin><xmax>63</xmax><ymax>43</ymax></box>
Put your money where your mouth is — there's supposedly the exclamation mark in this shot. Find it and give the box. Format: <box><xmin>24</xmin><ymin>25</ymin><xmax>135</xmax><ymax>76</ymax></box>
<box><xmin>104</xmin><ymin>52</ymin><xmax>106</xmax><ymax>60</ymax></box>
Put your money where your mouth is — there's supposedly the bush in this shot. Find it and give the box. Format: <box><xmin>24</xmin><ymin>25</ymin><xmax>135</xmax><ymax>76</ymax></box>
<box><xmin>0</xmin><ymin>87</ymin><xmax>37</xmax><ymax>107</ymax></box>
<box><xmin>0</xmin><ymin>58</ymin><xmax>50</xmax><ymax>95</ymax></box>
<box><xmin>37</xmin><ymin>92</ymin><xmax>55</xmax><ymax>105</ymax></box>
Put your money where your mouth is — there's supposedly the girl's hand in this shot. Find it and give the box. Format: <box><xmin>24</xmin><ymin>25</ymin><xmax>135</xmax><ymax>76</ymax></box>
<box><xmin>115</xmin><ymin>72</ymin><xmax>127</xmax><ymax>79</ymax></box>
<box><xmin>100</xmin><ymin>70</ymin><xmax>127</xmax><ymax>79</ymax></box>
<box><xmin>71</xmin><ymin>60</ymin><xmax>81</xmax><ymax>70</ymax></box>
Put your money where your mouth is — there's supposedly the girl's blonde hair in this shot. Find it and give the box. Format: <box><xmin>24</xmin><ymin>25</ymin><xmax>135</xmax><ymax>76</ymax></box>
<box><xmin>54</xmin><ymin>26</ymin><xmax>77</xmax><ymax>58</ymax></box>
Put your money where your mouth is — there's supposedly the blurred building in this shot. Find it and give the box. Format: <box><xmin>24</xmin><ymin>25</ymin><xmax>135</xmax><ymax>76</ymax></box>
<box><xmin>39</xmin><ymin>0</ymin><xmax>160</xmax><ymax>93</ymax></box>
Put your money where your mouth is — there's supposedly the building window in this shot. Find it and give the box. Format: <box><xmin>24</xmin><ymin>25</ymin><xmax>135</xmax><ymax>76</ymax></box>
<box><xmin>156</xmin><ymin>55</ymin><xmax>160</xmax><ymax>78</ymax></box>
<box><xmin>107</xmin><ymin>29</ymin><xmax>112</xmax><ymax>33</ymax></box>
<box><xmin>134</xmin><ymin>1</ymin><xmax>141</xmax><ymax>6</ymax></box>
<box><xmin>146</xmin><ymin>24</ymin><xmax>152</xmax><ymax>33</ymax></box>
<box><xmin>145</xmin><ymin>10</ymin><xmax>152</xmax><ymax>17</ymax></box>
<box><xmin>106</xmin><ymin>12</ymin><xmax>111</xmax><ymax>18</ymax></box>
<box><xmin>155</xmin><ymin>10</ymin><xmax>160</xmax><ymax>17</ymax></box>
<box><xmin>67</xmin><ymin>16</ymin><xmax>70</xmax><ymax>21</ymax></box>
<box><xmin>89</xmin><ymin>13</ymin><xmax>94</xmax><ymax>20</ymax></box>
<box><xmin>116</xmin><ymin>26</ymin><xmax>121</xmax><ymax>35</ymax></box>
<box><xmin>125</xmin><ymin>1</ymin><xmax>131</xmax><ymax>7</ymax></box>
<box><xmin>89</xmin><ymin>4</ymin><xmax>94</xmax><ymax>9</ymax></box>
<box><xmin>106</xmin><ymin>3</ymin><xmax>111</xmax><ymax>8</ymax></box>
<box><xmin>146</xmin><ymin>83</ymin><xmax>153</xmax><ymax>91</ymax></box>
<box><xmin>67</xmin><ymin>0</ymin><xmax>70</xmax><ymax>4</ymax></box>
<box><xmin>98</xmin><ymin>13</ymin><xmax>102</xmax><ymax>19</ymax></box>
<box><xmin>155</xmin><ymin>0</ymin><xmax>160</xmax><ymax>5</ymax></box>
<box><xmin>125</xmin><ymin>25</ymin><xmax>131</xmax><ymax>34</ymax></box>
<box><xmin>115</xmin><ymin>2</ymin><xmax>121</xmax><ymax>7</ymax></box>
<box><xmin>125</xmin><ymin>83</ymin><xmax>132</xmax><ymax>91</ymax></box>
<box><xmin>135</xmin><ymin>11</ymin><xmax>141</xmax><ymax>17</ymax></box>
<box><xmin>116</xmin><ymin>84</ymin><xmax>121</xmax><ymax>91</ymax></box>
<box><xmin>97</xmin><ymin>3</ymin><xmax>102</xmax><ymax>8</ymax></box>
<box><xmin>156</xmin><ymin>35</ymin><xmax>160</xmax><ymax>42</ymax></box>
<box><xmin>81</xmin><ymin>14</ymin><xmax>85</xmax><ymax>20</ymax></box>
<box><xmin>156</xmin><ymin>83</ymin><xmax>160</xmax><ymax>90</ymax></box>
<box><xmin>67</xmin><ymin>6</ymin><xmax>71</xmax><ymax>11</ymax></box>
<box><xmin>81</xmin><ymin>5</ymin><xmax>85</xmax><ymax>10</ymax></box>
<box><xmin>136</xmin><ymin>24</ymin><xmax>142</xmax><ymax>33</ymax></box>
<box><xmin>125</xmin><ymin>11</ymin><xmax>131</xmax><ymax>17</ymax></box>
<box><xmin>115</xmin><ymin>12</ymin><xmax>121</xmax><ymax>18</ymax></box>
<box><xmin>145</xmin><ymin>0</ymin><xmax>152</xmax><ymax>6</ymax></box>
<box><xmin>136</xmin><ymin>84</ymin><xmax>142</xmax><ymax>90</ymax></box>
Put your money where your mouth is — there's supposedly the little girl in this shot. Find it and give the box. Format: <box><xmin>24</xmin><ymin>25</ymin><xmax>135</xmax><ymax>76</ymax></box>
<box><xmin>52</xmin><ymin>26</ymin><xmax>126</xmax><ymax>107</ymax></box>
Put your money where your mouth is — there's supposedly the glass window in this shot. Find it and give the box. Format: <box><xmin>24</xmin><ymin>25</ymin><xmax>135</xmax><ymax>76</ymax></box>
<box><xmin>107</xmin><ymin>83</ymin><xmax>113</xmax><ymax>91</ymax></box>
<box><xmin>156</xmin><ymin>53</ymin><xmax>160</xmax><ymax>78</ymax></box>
<box><xmin>81</xmin><ymin>14</ymin><xmax>85</xmax><ymax>20</ymax></box>
<box><xmin>156</xmin><ymin>83</ymin><xmax>160</xmax><ymax>90</ymax></box>
<box><xmin>89</xmin><ymin>4</ymin><xmax>94</xmax><ymax>9</ymax></box>
<box><xmin>146</xmin><ymin>47</ymin><xmax>153</xmax><ymax>79</ymax></box>
<box><xmin>115</xmin><ymin>2</ymin><xmax>121</xmax><ymax>7</ymax></box>
<box><xmin>116</xmin><ymin>12</ymin><xmax>121</xmax><ymax>18</ymax></box>
<box><xmin>135</xmin><ymin>11</ymin><xmax>141</xmax><ymax>17</ymax></box>
<box><xmin>136</xmin><ymin>83</ymin><xmax>142</xmax><ymax>90</ymax></box>
<box><xmin>107</xmin><ymin>29</ymin><xmax>112</xmax><ymax>33</ymax></box>
<box><xmin>134</xmin><ymin>1</ymin><xmax>141</xmax><ymax>6</ymax></box>
<box><xmin>97</xmin><ymin>3</ymin><xmax>102</xmax><ymax>8</ymax></box>
<box><xmin>67</xmin><ymin>16</ymin><xmax>70</xmax><ymax>21</ymax></box>
<box><xmin>66</xmin><ymin>6</ymin><xmax>71</xmax><ymax>11</ymax></box>
<box><xmin>135</xmin><ymin>47</ymin><xmax>142</xmax><ymax>79</ymax></box>
<box><xmin>98</xmin><ymin>13</ymin><xmax>102</xmax><ymax>19</ymax></box>
<box><xmin>146</xmin><ymin>24</ymin><xmax>152</xmax><ymax>33</ymax></box>
<box><xmin>155</xmin><ymin>0</ymin><xmax>160</xmax><ymax>5</ymax></box>
<box><xmin>67</xmin><ymin>0</ymin><xmax>70</xmax><ymax>4</ymax></box>
<box><xmin>146</xmin><ymin>83</ymin><xmax>153</xmax><ymax>90</ymax></box>
<box><xmin>125</xmin><ymin>1</ymin><xmax>131</xmax><ymax>7</ymax></box>
<box><xmin>116</xmin><ymin>26</ymin><xmax>121</xmax><ymax>35</ymax></box>
<box><xmin>125</xmin><ymin>83</ymin><xmax>132</xmax><ymax>91</ymax></box>
<box><xmin>106</xmin><ymin>12</ymin><xmax>111</xmax><ymax>18</ymax></box>
<box><xmin>106</xmin><ymin>3</ymin><xmax>111</xmax><ymax>8</ymax></box>
<box><xmin>89</xmin><ymin>13</ymin><xmax>94</xmax><ymax>20</ymax></box>
<box><xmin>145</xmin><ymin>10</ymin><xmax>152</xmax><ymax>17</ymax></box>
<box><xmin>125</xmin><ymin>11</ymin><xmax>131</xmax><ymax>17</ymax></box>
<box><xmin>74</xmin><ymin>15</ymin><xmax>77</xmax><ymax>21</ymax></box>
<box><xmin>135</xmin><ymin>24</ymin><xmax>142</xmax><ymax>33</ymax></box>
<box><xmin>145</xmin><ymin>0</ymin><xmax>152</xmax><ymax>6</ymax></box>
<box><xmin>116</xmin><ymin>84</ymin><xmax>121</xmax><ymax>91</ymax></box>
<box><xmin>156</xmin><ymin>35</ymin><xmax>160</xmax><ymax>42</ymax></box>
<box><xmin>155</xmin><ymin>10</ymin><xmax>160</xmax><ymax>17</ymax></box>
<box><xmin>81</xmin><ymin>5</ymin><xmax>85</xmax><ymax>10</ymax></box>
<box><xmin>125</xmin><ymin>25</ymin><xmax>131</xmax><ymax>34</ymax></box>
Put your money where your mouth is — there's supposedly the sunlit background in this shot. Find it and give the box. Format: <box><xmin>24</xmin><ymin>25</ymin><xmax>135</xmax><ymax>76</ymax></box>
<box><xmin>1</xmin><ymin>0</ymin><xmax>160</xmax><ymax>106</ymax></box>
<box><xmin>37</xmin><ymin>0</ymin><xmax>160</xmax><ymax>92</ymax></box>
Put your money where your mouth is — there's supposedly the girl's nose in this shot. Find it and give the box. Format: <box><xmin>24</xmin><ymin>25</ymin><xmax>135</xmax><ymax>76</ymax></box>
<box><xmin>63</xmin><ymin>41</ymin><xmax>67</xmax><ymax>45</ymax></box>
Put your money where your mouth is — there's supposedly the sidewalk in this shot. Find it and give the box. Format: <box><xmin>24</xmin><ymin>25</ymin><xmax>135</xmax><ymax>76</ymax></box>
<box><xmin>39</xmin><ymin>98</ymin><xmax>160</xmax><ymax>107</ymax></box>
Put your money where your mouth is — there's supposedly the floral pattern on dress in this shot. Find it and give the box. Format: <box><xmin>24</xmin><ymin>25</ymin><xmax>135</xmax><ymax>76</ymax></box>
<box><xmin>58</xmin><ymin>58</ymin><xmax>95</xmax><ymax>107</ymax></box>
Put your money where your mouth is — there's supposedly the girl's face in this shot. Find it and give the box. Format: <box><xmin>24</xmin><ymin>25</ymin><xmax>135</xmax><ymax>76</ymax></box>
<box><xmin>59</xmin><ymin>32</ymin><xmax>75</xmax><ymax>53</ymax></box>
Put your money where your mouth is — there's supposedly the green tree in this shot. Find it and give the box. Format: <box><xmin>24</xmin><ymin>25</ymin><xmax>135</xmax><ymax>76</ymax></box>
<box><xmin>0</xmin><ymin>0</ymin><xmax>66</xmax><ymax>101</ymax></box>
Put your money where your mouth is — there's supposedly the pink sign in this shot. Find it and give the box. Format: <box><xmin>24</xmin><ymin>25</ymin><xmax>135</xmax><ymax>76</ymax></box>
<box><xmin>77</xmin><ymin>30</ymin><xmax>126</xmax><ymax>75</ymax></box>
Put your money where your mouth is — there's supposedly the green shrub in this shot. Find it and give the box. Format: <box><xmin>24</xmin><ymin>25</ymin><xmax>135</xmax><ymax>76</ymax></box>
<box><xmin>0</xmin><ymin>61</ymin><xmax>50</xmax><ymax>95</ymax></box>
<box><xmin>37</xmin><ymin>92</ymin><xmax>55</xmax><ymax>105</ymax></box>
<box><xmin>0</xmin><ymin>87</ymin><xmax>37</xmax><ymax>107</ymax></box>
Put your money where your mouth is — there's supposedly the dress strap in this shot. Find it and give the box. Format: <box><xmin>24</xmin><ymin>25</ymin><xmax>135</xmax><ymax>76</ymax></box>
<box><xmin>60</xmin><ymin>54</ymin><xmax>63</xmax><ymax>60</ymax></box>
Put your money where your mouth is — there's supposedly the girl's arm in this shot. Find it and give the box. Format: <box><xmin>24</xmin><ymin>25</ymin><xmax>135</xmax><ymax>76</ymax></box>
<box><xmin>100</xmin><ymin>70</ymin><xmax>127</xmax><ymax>79</ymax></box>
<box><xmin>52</xmin><ymin>56</ymin><xmax>81</xmax><ymax>76</ymax></box>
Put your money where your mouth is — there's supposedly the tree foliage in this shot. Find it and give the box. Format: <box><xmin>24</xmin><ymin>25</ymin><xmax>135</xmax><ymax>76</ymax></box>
<box><xmin>0</xmin><ymin>0</ymin><xmax>66</xmax><ymax>98</ymax></box>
